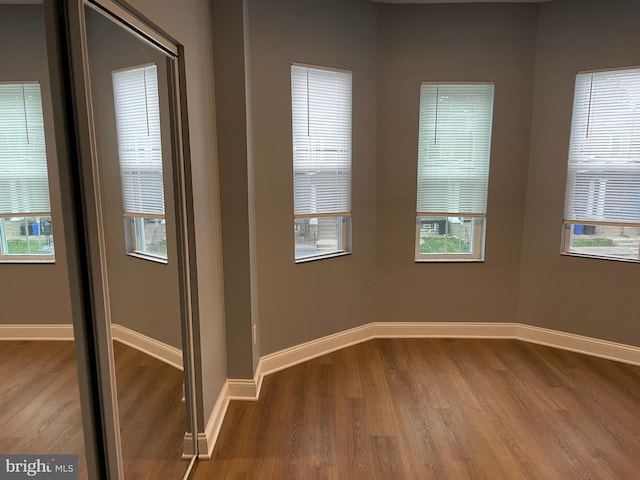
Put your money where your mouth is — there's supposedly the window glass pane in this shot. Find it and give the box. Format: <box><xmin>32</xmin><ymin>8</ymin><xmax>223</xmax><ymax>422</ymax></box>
<box><xmin>125</xmin><ymin>216</ymin><xmax>167</xmax><ymax>259</ymax></box>
<box><xmin>417</xmin><ymin>216</ymin><xmax>475</xmax><ymax>255</ymax></box>
<box><xmin>0</xmin><ymin>216</ymin><xmax>54</xmax><ymax>256</ymax></box>
<box><xmin>566</xmin><ymin>223</ymin><xmax>640</xmax><ymax>261</ymax></box>
<box><xmin>294</xmin><ymin>216</ymin><xmax>349</xmax><ymax>260</ymax></box>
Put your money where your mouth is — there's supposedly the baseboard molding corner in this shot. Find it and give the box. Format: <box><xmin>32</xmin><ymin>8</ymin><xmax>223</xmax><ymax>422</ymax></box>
<box><xmin>111</xmin><ymin>324</ymin><xmax>183</xmax><ymax>371</ymax></box>
<box><xmin>260</xmin><ymin>323</ymin><xmax>375</xmax><ymax>377</ymax></box>
<box><xmin>0</xmin><ymin>324</ymin><xmax>74</xmax><ymax>341</ymax></box>
<box><xmin>227</xmin><ymin>359</ymin><xmax>265</xmax><ymax>401</ymax></box>
<box><xmin>198</xmin><ymin>381</ymin><xmax>231</xmax><ymax>459</ymax></box>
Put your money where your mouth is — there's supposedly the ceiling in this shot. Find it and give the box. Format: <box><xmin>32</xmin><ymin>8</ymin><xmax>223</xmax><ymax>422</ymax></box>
<box><xmin>372</xmin><ymin>0</ymin><xmax>552</xmax><ymax>3</ymax></box>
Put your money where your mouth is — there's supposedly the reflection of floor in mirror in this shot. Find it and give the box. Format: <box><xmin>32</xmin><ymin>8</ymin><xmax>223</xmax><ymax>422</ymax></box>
<box><xmin>0</xmin><ymin>340</ymin><xmax>87</xmax><ymax>479</ymax></box>
<box><xmin>0</xmin><ymin>340</ymin><xmax>188</xmax><ymax>480</ymax></box>
<box><xmin>113</xmin><ymin>340</ymin><xmax>189</xmax><ymax>480</ymax></box>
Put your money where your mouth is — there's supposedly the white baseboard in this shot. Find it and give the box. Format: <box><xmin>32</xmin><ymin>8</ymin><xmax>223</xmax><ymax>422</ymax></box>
<box><xmin>8</xmin><ymin>321</ymin><xmax>638</xmax><ymax>460</ymax></box>
<box><xmin>111</xmin><ymin>324</ymin><xmax>183</xmax><ymax>371</ymax></box>
<box><xmin>217</xmin><ymin>321</ymin><xmax>640</xmax><ymax>411</ymax></box>
<box><xmin>0</xmin><ymin>323</ymin><xmax>183</xmax><ymax>371</ymax></box>
<box><xmin>197</xmin><ymin>381</ymin><xmax>231</xmax><ymax>459</ymax></box>
<box><xmin>0</xmin><ymin>324</ymin><xmax>74</xmax><ymax>341</ymax></box>
<box><xmin>514</xmin><ymin>324</ymin><xmax>640</xmax><ymax>366</ymax></box>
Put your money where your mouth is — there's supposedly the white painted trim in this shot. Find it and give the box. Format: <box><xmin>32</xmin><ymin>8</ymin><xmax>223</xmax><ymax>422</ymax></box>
<box><xmin>111</xmin><ymin>324</ymin><xmax>183</xmax><ymax>371</ymax></box>
<box><xmin>514</xmin><ymin>324</ymin><xmax>640</xmax><ymax>367</ymax></box>
<box><xmin>0</xmin><ymin>324</ymin><xmax>74</xmax><ymax>341</ymax></box>
<box><xmin>197</xmin><ymin>381</ymin><xmax>231</xmax><ymax>459</ymax></box>
<box><xmin>221</xmin><ymin>322</ymin><xmax>640</xmax><ymax>408</ymax></box>
<box><xmin>0</xmin><ymin>323</ymin><xmax>184</xmax><ymax>370</ymax></box>
<box><xmin>260</xmin><ymin>323</ymin><xmax>375</xmax><ymax>377</ymax></box>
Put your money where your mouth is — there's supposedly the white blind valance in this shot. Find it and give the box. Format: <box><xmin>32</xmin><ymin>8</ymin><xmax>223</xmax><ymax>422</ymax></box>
<box><xmin>565</xmin><ymin>68</ymin><xmax>640</xmax><ymax>224</ymax></box>
<box><xmin>416</xmin><ymin>83</ymin><xmax>494</xmax><ymax>216</ymax></box>
<box><xmin>291</xmin><ymin>65</ymin><xmax>352</xmax><ymax>216</ymax></box>
<box><xmin>0</xmin><ymin>83</ymin><xmax>51</xmax><ymax>215</ymax></box>
<box><xmin>112</xmin><ymin>64</ymin><xmax>165</xmax><ymax>217</ymax></box>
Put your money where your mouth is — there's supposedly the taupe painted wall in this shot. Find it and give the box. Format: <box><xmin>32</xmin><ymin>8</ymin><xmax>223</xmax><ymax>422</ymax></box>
<box><xmin>0</xmin><ymin>5</ymin><xmax>72</xmax><ymax>325</ymax></box>
<box><xmin>85</xmin><ymin>8</ymin><xmax>181</xmax><ymax>349</ymax></box>
<box><xmin>376</xmin><ymin>4</ymin><xmax>538</xmax><ymax>325</ymax></box>
<box><xmin>211</xmin><ymin>0</ymin><xmax>257</xmax><ymax>379</ymax></box>
<box><xmin>125</xmin><ymin>0</ymin><xmax>228</xmax><ymax>429</ymax></box>
<box><xmin>246</xmin><ymin>0</ymin><xmax>379</xmax><ymax>356</ymax></box>
<box><xmin>516</xmin><ymin>0</ymin><xmax>640</xmax><ymax>346</ymax></box>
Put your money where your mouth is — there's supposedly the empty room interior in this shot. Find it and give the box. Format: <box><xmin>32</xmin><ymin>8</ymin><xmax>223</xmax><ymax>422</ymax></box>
<box><xmin>1</xmin><ymin>0</ymin><xmax>639</xmax><ymax>479</ymax></box>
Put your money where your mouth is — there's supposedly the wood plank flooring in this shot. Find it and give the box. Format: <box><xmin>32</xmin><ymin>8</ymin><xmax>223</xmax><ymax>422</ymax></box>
<box><xmin>193</xmin><ymin>338</ymin><xmax>640</xmax><ymax>479</ymax></box>
<box><xmin>113</xmin><ymin>341</ymin><xmax>189</xmax><ymax>479</ymax></box>
<box><xmin>0</xmin><ymin>340</ymin><xmax>188</xmax><ymax>480</ymax></box>
<box><xmin>0</xmin><ymin>340</ymin><xmax>88</xmax><ymax>479</ymax></box>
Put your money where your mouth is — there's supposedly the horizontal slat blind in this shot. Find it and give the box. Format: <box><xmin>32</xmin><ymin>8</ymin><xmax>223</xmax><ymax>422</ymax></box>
<box><xmin>291</xmin><ymin>65</ymin><xmax>352</xmax><ymax>216</ymax></box>
<box><xmin>112</xmin><ymin>64</ymin><xmax>165</xmax><ymax>217</ymax></box>
<box><xmin>565</xmin><ymin>68</ymin><xmax>640</xmax><ymax>224</ymax></box>
<box><xmin>416</xmin><ymin>83</ymin><xmax>494</xmax><ymax>215</ymax></box>
<box><xmin>0</xmin><ymin>83</ymin><xmax>51</xmax><ymax>215</ymax></box>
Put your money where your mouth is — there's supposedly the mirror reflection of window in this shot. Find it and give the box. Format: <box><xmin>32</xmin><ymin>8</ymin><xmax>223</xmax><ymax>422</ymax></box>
<box><xmin>112</xmin><ymin>64</ymin><xmax>167</xmax><ymax>260</ymax></box>
<box><xmin>0</xmin><ymin>82</ymin><xmax>54</xmax><ymax>261</ymax></box>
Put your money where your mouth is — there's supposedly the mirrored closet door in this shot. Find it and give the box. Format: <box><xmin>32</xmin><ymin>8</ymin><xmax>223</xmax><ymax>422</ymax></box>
<box><xmin>41</xmin><ymin>0</ymin><xmax>200</xmax><ymax>478</ymax></box>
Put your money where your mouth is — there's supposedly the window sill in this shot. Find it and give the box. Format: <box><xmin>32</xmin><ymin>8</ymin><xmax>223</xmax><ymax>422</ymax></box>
<box><xmin>126</xmin><ymin>251</ymin><xmax>168</xmax><ymax>265</ymax></box>
<box><xmin>561</xmin><ymin>251</ymin><xmax>639</xmax><ymax>264</ymax></box>
<box><xmin>415</xmin><ymin>257</ymin><xmax>484</xmax><ymax>263</ymax></box>
<box><xmin>0</xmin><ymin>257</ymin><xmax>55</xmax><ymax>264</ymax></box>
<box><xmin>295</xmin><ymin>251</ymin><xmax>351</xmax><ymax>264</ymax></box>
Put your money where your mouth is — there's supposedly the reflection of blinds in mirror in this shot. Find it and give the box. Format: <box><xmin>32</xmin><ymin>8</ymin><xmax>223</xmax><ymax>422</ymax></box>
<box><xmin>0</xmin><ymin>83</ymin><xmax>51</xmax><ymax>215</ymax></box>
<box><xmin>112</xmin><ymin>64</ymin><xmax>165</xmax><ymax>217</ymax></box>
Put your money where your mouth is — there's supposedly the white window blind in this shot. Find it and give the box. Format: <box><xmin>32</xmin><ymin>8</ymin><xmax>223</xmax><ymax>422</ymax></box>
<box><xmin>564</xmin><ymin>68</ymin><xmax>640</xmax><ymax>225</ymax></box>
<box><xmin>0</xmin><ymin>83</ymin><xmax>50</xmax><ymax>215</ymax></box>
<box><xmin>112</xmin><ymin>64</ymin><xmax>165</xmax><ymax>217</ymax></box>
<box><xmin>416</xmin><ymin>83</ymin><xmax>494</xmax><ymax>216</ymax></box>
<box><xmin>291</xmin><ymin>65</ymin><xmax>352</xmax><ymax>217</ymax></box>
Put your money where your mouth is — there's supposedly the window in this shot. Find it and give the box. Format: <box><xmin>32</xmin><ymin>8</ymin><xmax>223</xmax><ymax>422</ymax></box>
<box><xmin>291</xmin><ymin>64</ymin><xmax>352</xmax><ymax>261</ymax></box>
<box><xmin>112</xmin><ymin>64</ymin><xmax>167</xmax><ymax>261</ymax></box>
<box><xmin>415</xmin><ymin>83</ymin><xmax>494</xmax><ymax>261</ymax></box>
<box><xmin>563</xmin><ymin>67</ymin><xmax>640</xmax><ymax>262</ymax></box>
<box><xmin>0</xmin><ymin>82</ymin><xmax>54</xmax><ymax>261</ymax></box>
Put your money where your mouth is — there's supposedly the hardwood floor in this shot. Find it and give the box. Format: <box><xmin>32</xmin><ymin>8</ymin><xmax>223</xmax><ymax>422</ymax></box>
<box><xmin>0</xmin><ymin>340</ymin><xmax>189</xmax><ymax>480</ymax></box>
<box><xmin>0</xmin><ymin>341</ymin><xmax>87</xmax><ymax>479</ymax></box>
<box><xmin>113</xmin><ymin>341</ymin><xmax>189</xmax><ymax>480</ymax></box>
<box><xmin>193</xmin><ymin>338</ymin><xmax>640</xmax><ymax>479</ymax></box>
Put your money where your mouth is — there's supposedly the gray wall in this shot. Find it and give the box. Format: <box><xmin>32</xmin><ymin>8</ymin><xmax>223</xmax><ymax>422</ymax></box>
<box><xmin>516</xmin><ymin>0</ymin><xmax>640</xmax><ymax>346</ymax></box>
<box><xmin>211</xmin><ymin>0</ymin><xmax>257</xmax><ymax>379</ymax></box>
<box><xmin>376</xmin><ymin>5</ymin><xmax>538</xmax><ymax>325</ymax></box>
<box><xmin>0</xmin><ymin>5</ymin><xmax>72</xmax><ymax>325</ymax></box>
<box><xmin>246</xmin><ymin>0</ymin><xmax>379</xmax><ymax>356</ymax></box>
<box><xmin>85</xmin><ymin>8</ymin><xmax>181</xmax><ymax>349</ymax></box>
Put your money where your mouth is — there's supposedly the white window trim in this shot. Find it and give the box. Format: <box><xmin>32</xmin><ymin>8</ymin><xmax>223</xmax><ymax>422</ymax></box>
<box><xmin>291</xmin><ymin>63</ymin><xmax>353</xmax><ymax>263</ymax></box>
<box><xmin>0</xmin><ymin>82</ymin><xmax>54</xmax><ymax>263</ymax></box>
<box><xmin>414</xmin><ymin>82</ymin><xmax>494</xmax><ymax>262</ymax></box>
<box><xmin>561</xmin><ymin>66</ymin><xmax>640</xmax><ymax>262</ymax></box>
